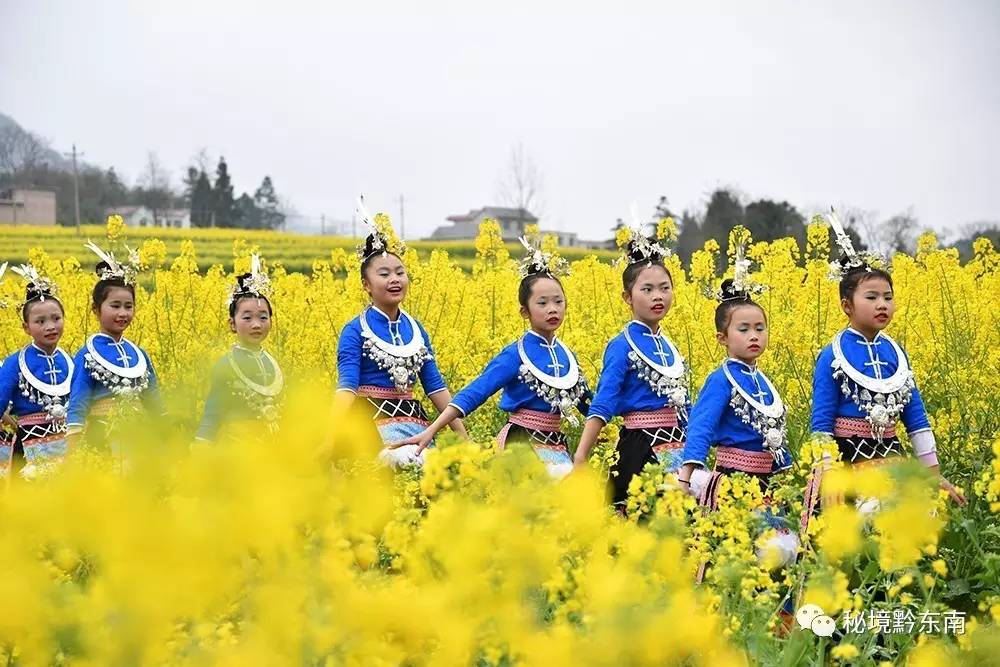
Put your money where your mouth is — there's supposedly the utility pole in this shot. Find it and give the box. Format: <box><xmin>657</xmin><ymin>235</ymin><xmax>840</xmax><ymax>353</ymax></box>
<box><xmin>63</xmin><ymin>144</ymin><xmax>84</xmax><ymax>233</ymax></box>
<box><xmin>398</xmin><ymin>194</ymin><xmax>405</xmax><ymax>239</ymax></box>
<box><xmin>320</xmin><ymin>213</ymin><xmax>325</xmax><ymax>236</ymax></box>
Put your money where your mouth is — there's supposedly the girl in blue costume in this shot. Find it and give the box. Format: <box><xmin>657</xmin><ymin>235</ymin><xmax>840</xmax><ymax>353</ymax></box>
<box><xmin>388</xmin><ymin>233</ymin><xmax>590</xmax><ymax>479</ymax></box>
<box><xmin>676</xmin><ymin>248</ymin><xmax>800</xmax><ymax>633</ymax></box>
<box><xmin>804</xmin><ymin>211</ymin><xmax>965</xmax><ymax>521</ymax></box>
<box><xmin>66</xmin><ymin>238</ymin><xmax>163</xmax><ymax>463</ymax></box>
<box><xmin>196</xmin><ymin>255</ymin><xmax>283</xmax><ymax>443</ymax></box>
<box><xmin>573</xmin><ymin>223</ymin><xmax>689</xmax><ymax>509</ymax></box>
<box><xmin>334</xmin><ymin>198</ymin><xmax>466</xmax><ymax>466</ymax></box>
<box><xmin>676</xmin><ymin>247</ymin><xmax>799</xmax><ymax>567</ymax></box>
<box><xmin>0</xmin><ymin>264</ymin><xmax>73</xmax><ymax>480</ymax></box>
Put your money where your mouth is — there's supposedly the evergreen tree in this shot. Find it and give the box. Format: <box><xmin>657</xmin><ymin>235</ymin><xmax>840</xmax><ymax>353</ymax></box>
<box><xmin>253</xmin><ymin>175</ymin><xmax>285</xmax><ymax>230</ymax></box>
<box><xmin>213</xmin><ymin>157</ymin><xmax>235</xmax><ymax>228</ymax></box>
<box><xmin>190</xmin><ymin>169</ymin><xmax>213</xmax><ymax>227</ymax></box>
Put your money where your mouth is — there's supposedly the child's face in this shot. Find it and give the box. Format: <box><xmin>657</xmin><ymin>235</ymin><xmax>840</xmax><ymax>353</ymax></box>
<box><xmin>363</xmin><ymin>255</ymin><xmax>408</xmax><ymax>308</ymax></box>
<box><xmin>230</xmin><ymin>298</ymin><xmax>272</xmax><ymax>348</ymax></box>
<box><xmin>842</xmin><ymin>276</ymin><xmax>895</xmax><ymax>333</ymax></box>
<box><xmin>717</xmin><ymin>304</ymin><xmax>768</xmax><ymax>363</ymax></box>
<box><xmin>96</xmin><ymin>287</ymin><xmax>135</xmax><ymax>337</ymax></box>
<box><xmin>624</xmin><ymin>265</ymin><xmax>673</xmax><ymax>326</ymax></box>
<box><xmin>22</xmin><ymin>300</ymin><xmax>64</xmax><ymax>350</ymax></box>
<box><xmin>521</xmin><ymin>277</ymin><xmax>565</xmax><ymax>338</ymax></box>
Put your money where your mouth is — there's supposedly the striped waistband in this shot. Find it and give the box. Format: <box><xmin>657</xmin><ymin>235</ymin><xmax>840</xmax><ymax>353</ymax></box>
<box><xmin>834</xmin><ymin>417</ymin><xmax>896</xmax><ymax>439</ymax></box>
<box><xmin>623</xmin><ymin>407</ymin><xmax>679</xmax><ymax>430</ymax></box>
<box><xmin>508</xmin><ymin>409</ymin><xmax>561</xmax><ymax>432</ymax></box>
<box><xmin>17</xmin><ymin>412</ymin><xmax>56</xmax><ymax>427</ymax></box>
<box><xmin>358</xmin><ymin>385</ymin><xmax>414</xmax><ymax>400</ymax></box>
<box><xmin>715</xmin><ymin>446</ymin><xmax>774</xmax><ymax>474</ymax></box>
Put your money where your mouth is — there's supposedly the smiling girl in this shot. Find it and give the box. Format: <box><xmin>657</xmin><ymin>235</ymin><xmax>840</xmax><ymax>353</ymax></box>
<box><xmin>196</xmin><ymin>255</ymin><xmax>283</xmax><ymax>442</ymax></box>
<box><xmin>389</xmin><ymin>234</ymin><xmax>589</xmax><ymax>478</ymax></box>
<box><xmin>0</xmin><ymin>264</ymin><xmax>73</xmax><ymax>480</ymax></box>
<box><xmin>66</xmin><ymin>240</ymin><xmax>162</xmax><ymax>458</ymax></box>
<box><xmin>335</xmin><ymin>199</ymin><xmax>466</xmax><ymax>466</ymax></box>
<box><xmin>573</xmin><ymin>226</ymin><xmax>688</xmax><ymax>510</ymax></box>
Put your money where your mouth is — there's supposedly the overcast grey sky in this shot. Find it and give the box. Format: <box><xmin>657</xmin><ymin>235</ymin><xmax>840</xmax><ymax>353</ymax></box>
<box><xmin>2</xmin><ymin>0</ymin><xmax>998</xmax><ymax>239</ymax></box>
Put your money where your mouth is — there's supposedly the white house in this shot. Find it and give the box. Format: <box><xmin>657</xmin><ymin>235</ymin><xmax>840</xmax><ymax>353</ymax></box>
<box><xmin>106</xmin><ymin>206</ymin><xmax>190</xmax><ymax>229</ymax></box>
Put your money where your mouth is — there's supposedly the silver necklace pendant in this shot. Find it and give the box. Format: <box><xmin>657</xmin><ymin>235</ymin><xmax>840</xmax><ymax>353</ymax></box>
<box><xmin>627</xmin><ymin>351</ymin><xmax>689</xmax><ymax>416</ymax></box>
<box><xmin>361</xmin><ymin>337</ymin><xmax>432</xmax><ymax>392</ymax></box>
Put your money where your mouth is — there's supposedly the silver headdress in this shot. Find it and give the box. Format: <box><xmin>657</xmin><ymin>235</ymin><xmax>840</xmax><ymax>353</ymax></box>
<box><xmin>10</xmin><ymin>263</ymin><xmax>60</xmax><ymax>308</ymax></box>
<box><xmin>711</xmin><ymin>238</ymin><xmax>766</xmax><ymax>302</ymax></box>
<box><xmin>228</xmin><ymin>253</ymin><xmax>274</xmax><ymax>307</ymax></box>
<box><xmin>84</xmin><ymin>240</ymin><xmax>141</xmax><ymax>285</ymax></box>
<box><xmin>618</xmin><ymin>201</ymin><xmax>672</xmax><ymax>266</ymax></box>
<box><xmin>355</xmin><ymin>195</ymin><xmax>407</xmax><ymax>262</ymax></box>
<box><xmin>826</xmin><ymin>208</ymin><xmax>885</xmax><ymax>280</ymax></box>
<box><xmin>517</xmin><ymin>231</ymin><xmax>569</xmax><ymax>279</ymax></box>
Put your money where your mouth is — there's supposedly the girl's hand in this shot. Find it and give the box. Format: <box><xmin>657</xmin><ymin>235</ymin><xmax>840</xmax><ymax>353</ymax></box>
<box><xmin>388</xmin><ymin>429</ymin><xmax>434</xmax><ymax>455</ymax></box>
<box><xmin>939</xmin><ymin>475</ymin><xmax>967</xmax><ymax>506</ymax></box>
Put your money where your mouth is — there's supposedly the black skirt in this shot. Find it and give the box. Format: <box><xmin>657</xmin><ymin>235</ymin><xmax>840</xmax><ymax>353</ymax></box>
<box><xmin>609</xmin><ymin>427</ymin><xmax>661</xmax><ymax>506</ymax></box>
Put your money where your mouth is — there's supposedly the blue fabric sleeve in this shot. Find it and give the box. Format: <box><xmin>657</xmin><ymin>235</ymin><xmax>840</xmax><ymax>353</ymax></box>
<box><xmin>416</xmin><ymin>321</ymin><xmax>447</xmax><ymax>395</ymax></box>
<box><xmin>335</xmin><ymin>321</ymin><xmax>362</xmax><ymax>392</ymax></box>
<box><xmin>450</xmin><ymin>346</ymin><xmax>518</xmax><ymax>416</ymax></box>
<box><xmin>66</xmin><ymin>350</ymin><xmax>94</xmax><ymax>428</ymax></box>
<box><xmin>586</xmin><ymin>339</ymin><xmax>626</xmax><ymax>423</ymax></box>
<box><xmin>810</xmin><ymin>346</ymin><xmax>839</xmax><ymax>435</ymax></box>
<box><xmin>681</xmin><ymin>370</ymin><xmax>730</xmax><ymax>467</ymax></box>
<box><xmin>0</xmin><ymin>354</ymin><xmax>17</xmax><ymax>414</ymax></box>
<box><xmin>901</xmin><ymin>384</ymin><xmax>932</xmax><ymax>433</ymax></box>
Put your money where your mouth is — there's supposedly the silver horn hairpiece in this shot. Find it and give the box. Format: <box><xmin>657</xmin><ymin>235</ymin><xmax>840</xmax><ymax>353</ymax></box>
<box><xmin>84</xmin><ymin>240</ymin><xmax>141</xmax><ymax>285</ymax></box>
<box><xmin>355</xmin><ymin>194</ymin><xmax>407</xmax><ymax>262</ymax></box>
<box><xmin>517</xmin><ymin>231</ymin><xmax>569</xmax><ymax>279</ymax></box>
<box><xmin>227</xmin><ymin>253</ymin><xmax>273</xmax><ymax>306</ymax></box>
<box><xmin>709</xmin><ymin>236</ymin><xmax>767</xmax><ymax>302</ymax></box>
<box><xmin>617</xmin><ymin>201</ymin><xmax>672</xmax><ymax>267</ymax></box>
<box><xmin>826</xmin><ymin>207</ymin><xmax>886</xmax><ymax>280</ymax></box>
<box><xmin>10</xmin><ymin>263</ymin><xmax>60</xmax><ymax>306</ymax></box>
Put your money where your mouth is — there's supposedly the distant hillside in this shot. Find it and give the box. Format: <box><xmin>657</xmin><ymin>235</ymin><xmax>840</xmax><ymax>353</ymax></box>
<box><xmin>0</xmin><ymin>111</ymin><xmax>74</xmax><ymax>171</ymax></box>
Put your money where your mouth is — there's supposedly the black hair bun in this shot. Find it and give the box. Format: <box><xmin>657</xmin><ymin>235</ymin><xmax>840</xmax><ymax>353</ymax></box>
<box><xmin>234</xmin><ymin>272</ymin><xmax>253</xmax><ymax>291</ymax></box>
<box><xmin>95</xmin><ymin>260</ymin><xmax>111</xmax><ymax>275</ymax></box>
<box><xmin>624</xmin><ymin>236</ymin><xmax>656</xmax><ymax>265</ymax></box>
<box><xmin>25</xmin><ymin>284</ymin><xmax>45</xmax><ymax>302</ymax></box>
<box><xmin>719</xmin><ymin>278</ymin><xmax>738</xmax><ymax>299</ymax></box>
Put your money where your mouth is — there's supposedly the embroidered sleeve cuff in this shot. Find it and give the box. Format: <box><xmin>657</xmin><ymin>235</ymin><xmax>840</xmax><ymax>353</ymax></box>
<box><xmin>335</xmin><ymin>387</ymin><xmax>357</xmax><ymax>395</ymax></box>
<box><xmin>682</xmin><ymin>458</ymin><xmax>707</xmax><ymax>469</ymax></box>
<box><xmin>447</xmin><ymin>402</ymin><xmax>467</xmax><ymax>417</ymax></box>
<box><xmin>425</xmin><ymin>387</ymin><xmax>447</xmax><ymax>396</ymax></box>
<box><xmin>586</xmin><ymin>412</ymin><xmax>609</xmax><ymax>424</ymax></box>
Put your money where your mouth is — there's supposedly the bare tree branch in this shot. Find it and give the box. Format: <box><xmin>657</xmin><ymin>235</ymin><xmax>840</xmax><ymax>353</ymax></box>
<box><xmin>496</xmin><ymin>142</ymin><xmax>544</xmax><ymax>217</ymax></box>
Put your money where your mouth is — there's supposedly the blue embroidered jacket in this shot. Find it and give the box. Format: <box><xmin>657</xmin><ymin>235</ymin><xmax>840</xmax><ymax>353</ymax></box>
<box><xmin>450</xmin><ymin>330</ymin><xmax>585</xmax><ymax>416</ymax></box>
<box><xmin>587</xmin><ymin>321</ymin><xmax>687</xmax><ymax>423</ymax></box>
<box><xmin>0</xmin><ymin>344</ymin><xmax>73</xmax><ymax>416</ymax></box>
<box><xmin>66</xmin><ymin>333</ymin><xmax>162</xmax><ymax>429</ymax></box>
<box><xmin>811</xmin><ymin>328</ymin><xmax>930</xmax><ymax>436</ymax></box>
<box><xmin>336</xmin><ymin>306</ymin><xmax>446</xmax><ymax>394</ymax></box>
<box><xmin>682</xmin><ymin>358</ymin><xmax>791</xmax><ymax>470</ymax></box>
